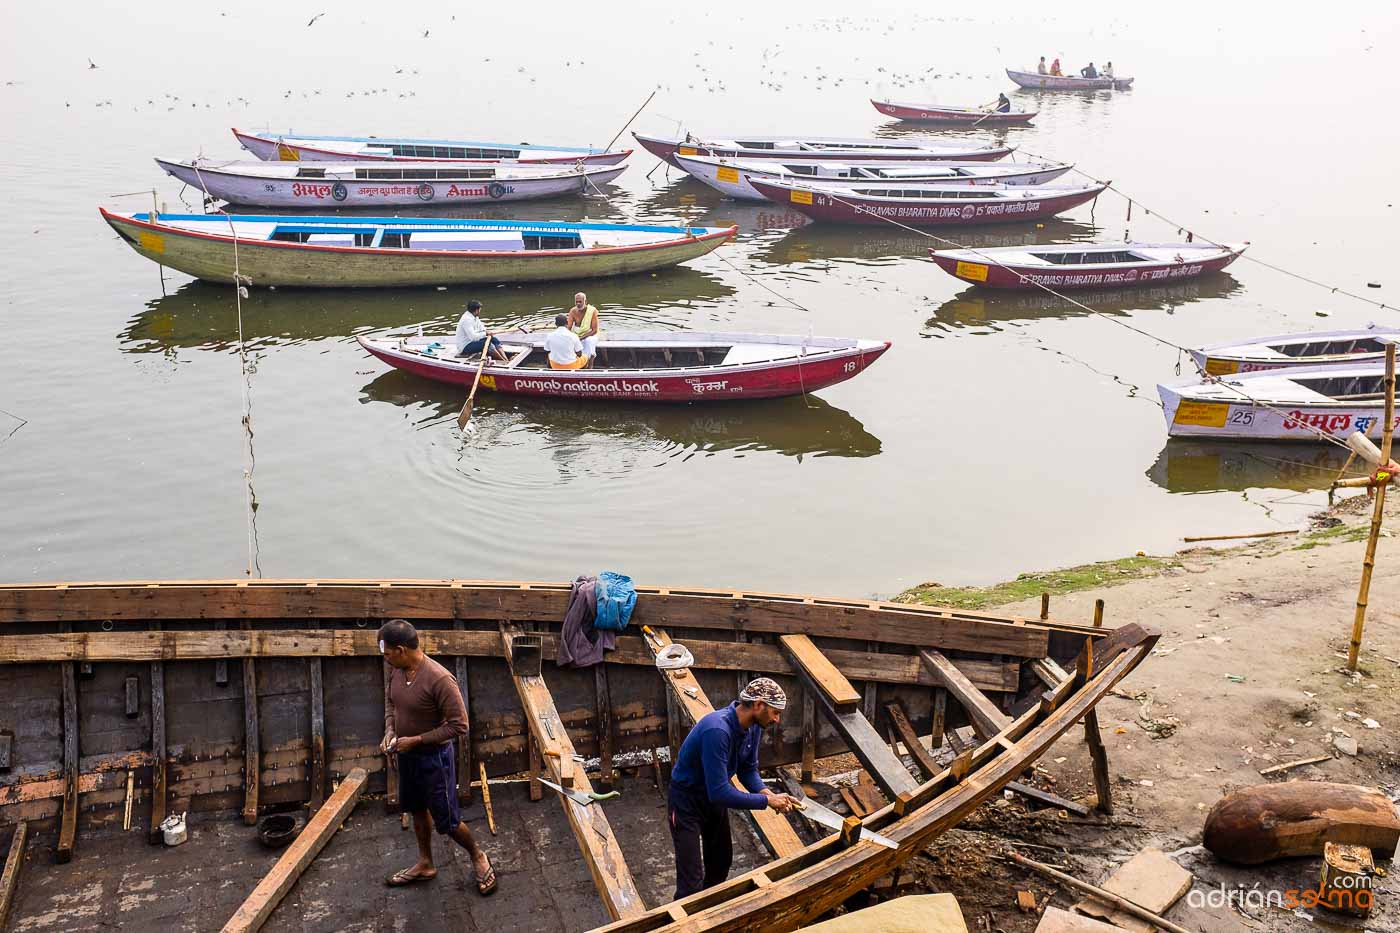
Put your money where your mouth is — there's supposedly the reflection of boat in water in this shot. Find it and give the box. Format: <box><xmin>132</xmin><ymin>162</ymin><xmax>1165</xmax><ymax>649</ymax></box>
<box><xmin>755</xmin><ymin>218</ymin><xmax>1097</xmax><ymax>266</ymax></box>
<box><xmin>926</xmin><ymin>273</ymin><xmax>1242</xmax><ymax>329</ymax></box>
<box><xmin>117</xmin><ymin>270</ymin><xmax>737</xmax><ymax>353</ymax></box>
<box><xmin>360</xmin><ymin>369</ymin><xmax>883</xmax><ymax>458</ymax></box>
<box><xmin>1146</xmin><ymin>440</ymin><xmax>1355</xmax><ymax>493</ymax></box>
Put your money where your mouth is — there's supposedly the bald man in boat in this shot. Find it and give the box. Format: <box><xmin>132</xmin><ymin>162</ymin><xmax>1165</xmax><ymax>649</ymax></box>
<box><xmin>568</xmin><ymin>291</ymin><xmax>601</xmax><ymax>366</ymax></box>
<box><xmin>379</xmin><ymin>619</ymin><xmax>497</xmax><ymax>896</ymax></box>
<box><xmin>667</xmin><ymin>678</ymin><xmax>799</xmax><ymax>899</ymax></box>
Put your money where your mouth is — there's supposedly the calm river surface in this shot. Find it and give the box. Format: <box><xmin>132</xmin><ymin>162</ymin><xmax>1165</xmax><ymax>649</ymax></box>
<box><xmin>2</xmin><ymin>3</ymin><xmax>1398</xmax><ymax>595</ymax></box>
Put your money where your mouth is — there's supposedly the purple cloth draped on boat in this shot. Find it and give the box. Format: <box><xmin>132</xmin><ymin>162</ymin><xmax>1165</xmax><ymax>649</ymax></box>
<box><xmin>556</xmin><ymin>575</ymin><xmax>616</xmax><ymax>668</ymax></box>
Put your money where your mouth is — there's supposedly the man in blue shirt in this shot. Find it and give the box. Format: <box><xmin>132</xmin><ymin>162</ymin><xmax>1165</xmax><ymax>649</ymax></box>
<box><xmin>667</xmin><ymin>678</ymin><xmax>799</xmax><ymax>898</ymax></box>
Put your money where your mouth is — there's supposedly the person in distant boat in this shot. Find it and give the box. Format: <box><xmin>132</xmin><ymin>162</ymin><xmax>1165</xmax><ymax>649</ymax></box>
<box><xmin>668</xmin><ymin>678</ymin><xmax>799</xmax><ymax>899</ymax></box>
<box><xmin>1049</xmin><ymin>58</ymin><xmax>1063</xmax><ymax>76</ymax></box>
<box><xmin>546</xmin><ymin>313</ymin><xmax>589</xmax><ymax>370</ymax></box>
<box><xmin>995</xmin><ymin>93</ymin><xmax>1011</xmax><ymax>113</ymax></box>
<box><xmin>568</xmin><ymin>291</ymin><xmax>601</xmax><ymax>366</ymax></box>
<box><xmin>1037</xmin><ymin>56</ymin><xmax>1048</xmax><ymax>75</ymax></box>
<box><xmin>1103</xmin><ymin>61</ymin><xmax>1115</xmax><ymax>79</ymax></box>
<box><xmin>1080</xmin><ymin>62</ymin><xmax>1099</xmax><ymax>79</ymax></box>
<box><xmin>455</xmin><ymin>299</ymin><xmax>508</xmax><ymax>361</ymax></box>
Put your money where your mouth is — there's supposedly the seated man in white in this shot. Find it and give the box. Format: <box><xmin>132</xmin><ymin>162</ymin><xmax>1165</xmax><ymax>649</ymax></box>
<box><xmin>546</xmin><ymin>314</ymin><xmax>590</xmax><ymax>370</ymax></box>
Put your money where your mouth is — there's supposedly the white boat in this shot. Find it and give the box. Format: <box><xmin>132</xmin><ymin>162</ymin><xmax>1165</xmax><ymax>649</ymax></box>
<box><xmin>673</xmin><ymin>153</ymin><xmax>1071</xmax><ymax>201</ymax></box>
<box><xmin>634</xmin><ymin>132</ymin><xmax>1013</xmax><ymax>166</ymax></box>
<box><xmin>156</xmin><ymin>158</ymin><xmax>626</xmax><ymax>208</ymax></box>
<box><xmin>1159</xmin><ymin>360</ymin><xmax>1399</xmax><ymax>441</ymax></box>
<box><xmin>233</xmin><ymin>128</ymin><xmax>629</xmax><ymax>165</ymax></box>
<box><xmin>1006</xmin><ymin>68</ymin><xmax>1133</xmax><ymax>91</ymax></box>
<box><xmin>1191</xmin><ymin>327</ymin><xmax>1400</xmax><ymax>376</ymax></box>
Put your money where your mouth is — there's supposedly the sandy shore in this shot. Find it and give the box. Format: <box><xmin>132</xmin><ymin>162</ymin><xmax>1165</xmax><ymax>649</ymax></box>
<box><xmin>895</xmin><ymin>493</ymin><xmax>1400</xmax><ymax>932</ymax></box>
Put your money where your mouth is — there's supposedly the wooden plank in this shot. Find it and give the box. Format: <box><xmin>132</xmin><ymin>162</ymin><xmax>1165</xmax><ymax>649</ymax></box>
<box><xmin>930</xmin><ymin>688</ymin><xmax>947</xmax><ymax>747</ymax></box>
<box><xmin>307</xmin><ymin>658</ymin><xmax>326</xmax><ymax>813</ymax></box>
<box><xmin>838</xmin><ymin>786</ymin><xmax>869</xmax><ymax>818</ymax></box>
<box><xmin>1005</xmin><ymin>781</ymin><xmax>1091</xmax><ymax>816</ymax></box>
<box><xmin>148</xmin><ymin>623</ymin><xmax>168</xmax><ymax>845</ymax></box>
<box><xmin>594</xmin><ymin>664</ymin><xmax>616</xmax><ymax>790</ymax></box>
<box><xmin>1075</xmin><ymin>848</ymin><xmax>1192</xmax><ymax>933</ymax></box>
<box><xmin>381</xmin><ymin>662</ymin><xmax>399</xmax><ymax>812</ymax></box>
<box><xmin>1078</xmin><ymin>640</ymin><xmax>1113</xmax><ymax>815</ymax></box>
<box><xmin>124</xmin><ymin>676</ymin><xmax>140</xmax><ymax>718</ymax></box>
<box><xmin>0</xmin><ymin>582</ymin><xmax>1051</xmax><ymax>658</ymax></box>
<box><xmin>452</xmin><ymin>620</ymin><xmax>473</xmax><ymax>804</ymax></box>
<box><xmin>778</xmin><ymin>635</ymin><xmax>861</xmax><ymax>713</ymax></box>
<box><xmin>57</xmin><ymin>656</ymin><xmax>78</xmax><ymax>864</ymax></box>
<box><xmin>500</xmin><ymin>625</ymin><xmax>645</xmax><ymax>922</ymax></box>
<box><xmin>803</xmin><ymin>677</ymin><xmax>918</xmax><ymax>800</ymax></box>
<box><xmin>0</xmin><ymin>631</ymin><xmax>1016</xmax><ymax>692</ymax></box>
<box><xmin>527</xmin><ymin>730</ymin><xmax>542</xmax><ymax>802</ymax></box>
<box><xmin>862</xmin><ymin>641</ymin><xmax>879</xmax><ymax>723</ymax></box>
<box><xmin>920</xmin><ymin>650</ymin><xmax>1011</xmax><ymax>741</ymax></box>
<box><xmin>219</xmin><ymin>767</ymin><xmax>367</xmax><ymax>933</ymax></box>
<box><xmin>642</xmin><ymin>628</ymin><xmax>804</xmax><ymax>860</ymax></box>
<box><xmin>0</xmin><ymin>821</ymin><xmax>27</xmax><ymax>930</ymax></box>
<box><xmin>884</xmin><ymin>702</ymin><xmax>940</xmax><ymax>782</ymax></box>
<box><xmin>241</xmin><ymin>640</ymin><xmax>260</xmax><ymax>827</ymax></box>
<box><xmin>800</xmin><ymin>691</ymin><xmax>816</xmax><ymax>784</ymax></box>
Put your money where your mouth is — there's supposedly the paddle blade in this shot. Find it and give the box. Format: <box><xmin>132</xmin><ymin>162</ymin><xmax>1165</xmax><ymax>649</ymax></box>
<box><xmin>456</xmin><ymin>397</ymin><xmax>474</xmax><ymax>432</ymax></box>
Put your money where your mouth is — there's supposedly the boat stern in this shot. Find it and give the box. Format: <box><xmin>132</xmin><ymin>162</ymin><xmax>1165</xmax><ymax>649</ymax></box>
<box><xmin>632</xmin><ymin>132</ymin><xmax>682</xmax><ymax>166</ymax></box>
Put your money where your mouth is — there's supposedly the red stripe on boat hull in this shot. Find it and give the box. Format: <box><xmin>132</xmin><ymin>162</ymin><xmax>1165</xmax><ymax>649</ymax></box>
<box><xmin>361</xmin><ymin>342</ymin><xmax>891</xmax><ymax>402</ymax></box>
<box><xmin>928</xmin><ymin>249</ymin><xmax>1243</xmax><ymax>289</ymax></box>
<box><xmin>871</xmin><ymin>101</ymin><xmax>1037</xmax><ymax>125</ymax></box>
<box><xmin>751</xmin><ymin>182</ymin><xmax>1105</xmax><ymax>227</ymax></box>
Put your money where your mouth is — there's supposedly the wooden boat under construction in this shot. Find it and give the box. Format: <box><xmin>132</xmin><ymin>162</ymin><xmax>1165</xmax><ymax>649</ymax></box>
<box><xmin>0</xmin><ymin>579</ymin><xmax>1154</xmax><ymax>932</ymax></box>
<box><xmin>99</xmin><ymin>210</ymin><xmax>736</xmax><ymax>288</ymax></box>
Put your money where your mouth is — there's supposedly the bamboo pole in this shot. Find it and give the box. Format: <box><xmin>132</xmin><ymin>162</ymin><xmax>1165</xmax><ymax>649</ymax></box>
<box><xmin>1006</xmin><ymin>852</ymin><xmax>1191</xmax><ymax>933</ymax></box>
<box><xmin>1347</xmin><ymin>342</ymin><xmax>1396</xmax><ymax>672</ymax></box>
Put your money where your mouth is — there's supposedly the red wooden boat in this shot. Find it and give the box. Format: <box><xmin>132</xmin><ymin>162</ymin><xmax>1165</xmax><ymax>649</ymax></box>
<box><xmin>928</xmin><ymin>242</ymin><xmax>1247</xmax><ymax>289</ymax></box>
<box><xmin>871</xmin><ymin>100</ymin><xmax>1038</xmax><ymax>125</ymax></box>
<box><xmin>358</xmin><ymin>330</ymin><xmax>890</xmax><ymax>401</ymax></box>
<box><xmin>748</xmin><ymin>178</ymin><xmax>1107</xmax><ymax>227</ymax></box>
<box><xmin>633</xmin><ymin>132</ymin><xmax>1013</xmax><ymax>167</ymax></box>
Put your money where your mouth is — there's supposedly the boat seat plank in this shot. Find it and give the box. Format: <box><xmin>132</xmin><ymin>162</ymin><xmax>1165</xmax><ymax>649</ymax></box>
<box><xmin>644</xmin><ymin>628</ymin><xmax>805</xmax><ymax>860</ymax></box>
<box><xmin>500</xmin><ymin>625</ymin><xmax>646</xmax><ymax>922</ymax></box>
<box><xmin>920</xmin><ymin>651</ymin><xmax>1011</xmax><ymax>741</ymax></box>
<box><xmin>778</xmin><ymin>635</ymin><xmax>862</xmax><ymax>713</ymax></box>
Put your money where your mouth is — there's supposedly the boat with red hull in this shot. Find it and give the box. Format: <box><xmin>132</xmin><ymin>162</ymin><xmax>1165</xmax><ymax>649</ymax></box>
<box><xmin>928</xmin><ymin>242</ymin><xmax>1246</xmax><ymax>289</ymax></box>
<box><xmin>634</xmin><ymin>132</ymin><xmax>1012</xmax><ymax>167</ymax></box>
<box><xmin>358</xmin><ymin>330</ymin><xmax>890</xmax><ymax>401</ymax></box>
<box><xmin>748</xmin><ymin>178</ymin><xmax>1107</xmax><ymax>227</ymax></box>
<box><xmin>871</xmin><ymin>100</ymin><xmax>1038</xmax><ymax>125</ymax></box>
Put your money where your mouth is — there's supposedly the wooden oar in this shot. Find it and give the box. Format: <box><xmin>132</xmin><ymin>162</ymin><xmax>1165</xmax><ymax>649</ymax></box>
<box><xmin>456</xmin><ymin>343</ymin><xmax>492</xmax><ymax>433</ymax></box>
<box><xmin>604</xmin><ymin>88</ymin><xmax>658</xmax><ymax>154</ymax></box>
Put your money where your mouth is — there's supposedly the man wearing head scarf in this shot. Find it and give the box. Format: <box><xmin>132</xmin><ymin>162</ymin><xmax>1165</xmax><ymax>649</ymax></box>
<box><xmin>666</xmin><ymin>677</ymin><xmax>799</xmax><ymax>898</ymax></box>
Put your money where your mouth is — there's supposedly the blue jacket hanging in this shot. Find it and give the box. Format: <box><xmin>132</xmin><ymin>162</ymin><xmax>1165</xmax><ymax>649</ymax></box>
<box><xmin>593</xmin><ymin>570</ymin><xmax>637</xmax><ymax>632</ymax></box>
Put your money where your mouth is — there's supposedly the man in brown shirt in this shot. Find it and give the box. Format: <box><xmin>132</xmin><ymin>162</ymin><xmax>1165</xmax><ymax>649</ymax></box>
<box><xmin>379</xmin><ymin>619</ymin><xmax>496</xmax><ymax>894</ymax></box>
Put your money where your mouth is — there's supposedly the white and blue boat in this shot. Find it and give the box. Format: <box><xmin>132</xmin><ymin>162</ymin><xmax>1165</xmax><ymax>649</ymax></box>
<box><xmin>233</xmin><ymin>128</ymin><xmax>630</xmax><ymax>166</ymax></box>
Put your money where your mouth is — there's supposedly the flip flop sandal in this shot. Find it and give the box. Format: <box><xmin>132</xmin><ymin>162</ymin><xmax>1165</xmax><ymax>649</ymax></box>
<box><xmin>386</xmin><ymin>868</ymin><xmax>438</xmax><ymax>887</ymax></box>
<box><xmin>475</xmin><ymin>861</ymin><xmax>498</xmax><ymax>897</ymax></box>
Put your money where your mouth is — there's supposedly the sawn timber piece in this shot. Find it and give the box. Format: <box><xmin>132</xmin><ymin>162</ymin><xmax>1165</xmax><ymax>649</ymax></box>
<box><xmin>919</xmin><ymin>650</ymin><xmax>1011</xmax><ymax>741</ymax></box>
<box><xmin>793</xmin><ymin>659</ymin><xmax>919</xmax><ymax>801</ymax></box>
<box><xmin>1203</xmin><ymin>781</ymin><xmax>1400</xmax><ymax>865</ymax></box>
<box><xmin>500</xmin><ymin>624</ymin><xmax>645</xmax><ymax>922</ymax></box>
<box><xmin>778</xmin><ymin>634</ymin><xmax>863</xmax><ymax>713</ymax></box>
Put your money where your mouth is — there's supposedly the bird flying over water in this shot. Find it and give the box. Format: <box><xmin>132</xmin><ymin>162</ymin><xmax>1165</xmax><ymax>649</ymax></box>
<box><xmin>307</xmin><ymin>12</ymin><xmax>325</xmax><ymax>26</ymax></box>
<box><xmin>88</xmin><ymin>58</ymin><xmax>98</xmax><ymax>69</ymax></box>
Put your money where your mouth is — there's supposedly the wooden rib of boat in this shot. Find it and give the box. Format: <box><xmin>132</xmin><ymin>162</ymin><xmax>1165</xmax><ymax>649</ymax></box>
<box><xmin>0</xmin><ymin>579</ymin><xmax>1155</xmax><ymax>932</ymax></box>
<box><xmin>633</xmin><ymin>132</ymin><xmax>1013</xmax><ymax>167</ymax></box>
<box><xmin>871</xmin><ymin>99</ymin><xmax>1038</xmax><ymax>125</ymax></box>
<box><xmin>928</xmin><ymin>242</ymin><xmax>1246</xmax><ymax>290</ymax></box>
<box><xmin>1160</xmin><ymin>361</ymin><xmax>1400</xmax><ymax>440</ymax></box>
<box><xmin>1006</xmin><ymin>69</ymin><xmax>1134</xmax><ymax>91</ymax></box>
<box><xmin>358</xmin><ymin>331</ymin><xmax>891</xmax><ymax>401</ymax></box>
<box><xmin>157</xmin><ymin>157</ymin><xmax>627</xmax><ymax>208</ymax></box>
<box><xmin>1190</xmin><ymin>328</ymin><xmax>1400</xmax><ymax>376</ymax></box>
<box><xmin>747</xmin><ymin>179</ymin><xmax>1108</xmax><ymax>227</ymax></box>
<box><xmin>674</xmin><ymin>153</ymin><xmax>1072</xmax><ymax>201</ymax></box>
<box><xmin>232</xmin><ymin>128</ymin><xmax>631</xmax><ymax>165</ymax></box>
<box><xmin>98</xmin><ymin>210</ymin><xmax>736</xmax><ymax>288</ymax></box>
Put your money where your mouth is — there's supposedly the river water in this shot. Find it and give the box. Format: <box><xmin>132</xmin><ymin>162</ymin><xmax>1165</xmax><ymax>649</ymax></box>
<box><xmin>2</xmin><ymin>3</ymin><xmax>1397</xmax><ymax>596</ymax></box>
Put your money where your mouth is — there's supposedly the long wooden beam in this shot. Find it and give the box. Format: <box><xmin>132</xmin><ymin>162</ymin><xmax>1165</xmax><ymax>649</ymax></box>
<box><xmin>57</xmin><ymin>658</ymin><xmax>78</xmax><ymax>863</ymax></box>
<box><xmin>0</xmin><ymin>822</ymin><xmax>27</xmax><ymax>929</ymax></box>
<box><xmin>920</xmin><ymin>651</ymin><xmax>1011</xmax><ymax>741</ymax></box>
<box><xmin>148</xmin><ymin>624</ymin><xmax>168</xmax><ymax>844</ymax></box>
<box><xmin>0</xmin><ymin>631</ymin><xmax>1016</xmax><ymax>692</ymax></box>
<box><xmin>500</xmin><ymin>625</ymin><xmax>645</xmax><ymax>922</ymax></box>
<box><xmin>883</xmin><ymin>702</ymin><xmax>940</xmax><ymax>782</ymax></box>
<box><xmin>307</xmin><ymin>658</ymin><xmax>326</xmax><ymax>813</ymax></box>
<box><xmin>219</xmin><ymin>767</ymin><xmax>367</xmax><ymax>933</ymax></box>
<box><xmin>453</xmin><ymin>619</ymin><xmax>473</xmax><ymax>803</ymax></box>
<box><xmin>241</xmin><ymin>640</ymin><xmax>260</xmax><ymax>827</ymax></box>
<box><xmin>0</xmin><ymin>582</ymin><xmax>1053</xmax><ymax>658</ymax></box>
<box><xmin>778</xmin><ymin>635</ymin><xmax>861</xmax><ymax>713</ymax></box>
<box><xmin>644</xmin><ymin>628</ymin><xmax>804</xmax><ymax>859</ymax></box>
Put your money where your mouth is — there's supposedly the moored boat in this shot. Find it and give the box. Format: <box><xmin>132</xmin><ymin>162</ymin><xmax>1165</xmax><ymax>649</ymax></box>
<box><xmin>928</xmin><ymin>242</ymin><xmax>1246</xmax><ymax>289</ymax></box>
<box><xmin>99</xmin><ymin>210</ymin><xmax>736</xmax><ymax>288</ymax></box>
<box><xmin>1006</xmin><ymin>68</ymin><xmax>1134</xmax><ymax>91</ymax></box>
<box><xmin>1190</xmin><ymin>327</ymin><xmax>1400</xmax><ymax>376</ymax></box>
<box><xmin>871</xmin><ymin>99</ymin><xmax>1038</xmax><ymax>125</ymax></box>
<box><xmin>233</xmin><ymin>128</ymin><xmax>630</xmax><ymax>165</ymax></box>
<box><xmin>747</xmin><ymin>179</ymin><xmax>1108</xmax><ymax>227</ymax></box>
<box><xmin>0</xmin><ymin>578</ymin><xmax>1154</xmax><ymax>932</ymax></box>
<box><xmin>674</xmin><ymin>153</ymin><xmax>1072</xmax><ymax>201</ymax></box>
<box><xmin>358</xmin><ymin>330</ymin><xmax>891</xmax><ymax>401</ymax></box>
<box><xmin>157</xmin><ymin>158</ymin><xmax>628</xmax><ymax>208</ymax></box>
<box><xmin>1160</xmin><ymin>361</ymin><xmax>1400</xmax><ymax>441</ymax></box>
<box><xmin>634</xmin><ymin>132</ymin><xmax>1013</xmax><ymax>167</ymax></box>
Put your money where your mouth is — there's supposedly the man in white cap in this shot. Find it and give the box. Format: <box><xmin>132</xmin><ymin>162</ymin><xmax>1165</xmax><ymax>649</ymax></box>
<box><xmin>666</xmin><ymin>677</ymin><xmax>799</xmax><ymax>898</ymax></box>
